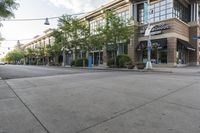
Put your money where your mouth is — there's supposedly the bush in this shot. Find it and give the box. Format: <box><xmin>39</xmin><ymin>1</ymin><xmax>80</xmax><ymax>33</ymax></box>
<box><xmin>107</xmin><ymin>59</ymin><xmax>115</xmax><ymax>67</ymax></box>
<box><xmin>31</xmin><ymin>60</ymin><xmax>37</xmax><ymax>65</ymax></box>
<box><xmin>70</xmin><ymin>60</ymin><xmax>75</xmax><ymax>66</ymax></box>
<box><xmin>117</xmin><ymin>54</ymin><xmax>132</xmax><ymax>68</ymax></box>
<box><xmin>72</xmin><ymin>58</ymin><xmax>88</xmax><ymax>67</ymax></box>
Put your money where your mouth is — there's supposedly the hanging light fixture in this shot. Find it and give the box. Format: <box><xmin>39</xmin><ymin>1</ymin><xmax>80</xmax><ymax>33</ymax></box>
<box><xmin>17</xmin><ymin>40</ymin><xmax>20</xmax><ymax>45</ymax></box>
<box><xmin>44</xmin><ymin>18</ymin><xmax>50</xmax><ymax>25</ymax></box>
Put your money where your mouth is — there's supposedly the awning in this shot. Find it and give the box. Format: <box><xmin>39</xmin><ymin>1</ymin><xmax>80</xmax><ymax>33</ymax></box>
<box><xmin>177</xmin><ymin>39</ymin><xmax>195</xmax><ymax>51</ymax></box>
<box><xmin>137</xmin><ymin>38</ymin><xmax>167</xmax><ymax>51</ymax></box>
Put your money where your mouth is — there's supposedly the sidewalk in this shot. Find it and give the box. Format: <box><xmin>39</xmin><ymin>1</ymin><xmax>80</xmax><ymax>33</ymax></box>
<box><xmin>0</xmin><ymin>79</ymin><xmax>46</xmax><ymax>133</ymax></box>
<box><xmin>67</xmin><ymin>65</ymin><xmax>200</xmax><ymax>74</ymax></box>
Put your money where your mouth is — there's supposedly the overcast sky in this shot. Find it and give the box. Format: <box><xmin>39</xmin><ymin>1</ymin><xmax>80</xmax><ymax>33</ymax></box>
<box><xmin>0</xmin><ymin>0</ymin><xmax>111</xmax><ymax>58</ymax></box>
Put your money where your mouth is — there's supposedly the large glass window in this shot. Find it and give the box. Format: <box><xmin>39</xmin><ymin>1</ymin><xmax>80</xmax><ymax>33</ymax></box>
<box><xmin>137</xmin><ymin>3</ymin><xmax>144</xmax><ymax>23</ymax></box>
<box><xmin>149</xmin><ymin>0</ymin><xmax>173</xmax><ymax>23</ymax></box>
<box><xmin>173</xmin><ymin>0</ymin><xmax>189</xmax><ymax>22</ymax></box>
<box><xmin>117</xmin><ymin>10</ymin><xmax>129</xmax><ymax>23</ymax></box>
<box><xmin>137</xmin><ymin>0</ymin><xmax>173</xmax><ymax>24</ymax></box>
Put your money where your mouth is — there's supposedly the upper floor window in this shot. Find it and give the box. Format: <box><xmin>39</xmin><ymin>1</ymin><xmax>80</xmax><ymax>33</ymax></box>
<box><xmin>137</xmin><ymin>0</ymin><xmax>173</xmax><ymax>24</ymax></box>
<box><xmin>173</xmin><ymin>0</ymin><xmax>189</xmax><ymax>22</ymax></box>
<box><xmin>117</xmin><ymin>10</ymin><xmax>129</xmax><ymax>23</ymax></box>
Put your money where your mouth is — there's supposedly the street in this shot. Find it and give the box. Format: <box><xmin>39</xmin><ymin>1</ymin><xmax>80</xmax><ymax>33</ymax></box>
<box><xmin>0</xmin><ymin>65</ymin><xmax>96</xmax><ymax>79</ymax></box>
<box><xmin>0</xmin><ymin>65</ymin><xmax>200</xmax><ymax>133</ymax></box>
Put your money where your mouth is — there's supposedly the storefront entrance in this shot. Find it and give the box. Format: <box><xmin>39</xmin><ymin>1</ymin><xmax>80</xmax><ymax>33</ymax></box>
<box><xmin>89</xmin><ymin>51</ymin><xmax>103</xmax><ymax>66</ymax></box>
<box><xmin>137</xmin><ymin>38</ymin><xmax>168</xmax><ymax>64</ymax></box>
<box><xmin>176</xmin><ymin>39</ymin><xmax>195</xmax><ymax>65</ymax></box>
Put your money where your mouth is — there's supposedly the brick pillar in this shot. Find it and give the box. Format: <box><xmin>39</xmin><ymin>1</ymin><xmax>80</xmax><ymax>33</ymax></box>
<box><xmin>167</xmin><ymin>37</ymin><xmax>177</xmax><ymax>66</ymax></box>
<box><xmin>128</xmin><ymin>28</ymin><xmax>139</xmax><ymax>63</ymax></box>
<box><xmin>189</xmin><ymin>26</ymin><xmax>199</xmax><ymax>65</ymax></box>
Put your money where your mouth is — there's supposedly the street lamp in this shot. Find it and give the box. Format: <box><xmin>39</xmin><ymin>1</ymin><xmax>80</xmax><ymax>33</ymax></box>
<box><xmin>145</xmin><ymin>0</ymin><xmax>160</xmax><ymax>70</ymax></box>
<box><xmin>44</xmin><ymin>18</ymin><xmax>50</xmax><ymax>25</ymax></box>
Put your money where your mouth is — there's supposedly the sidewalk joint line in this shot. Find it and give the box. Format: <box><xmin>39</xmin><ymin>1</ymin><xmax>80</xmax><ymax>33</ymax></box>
<box><xmin>76</xmin><ymin>81</ymin><xmax>198</xmax><ymax>133</ymax></box>
<box><xmin>4</xmin><ymin>80</ymin><xmax>50</xmax><ymax>133</ymax></box>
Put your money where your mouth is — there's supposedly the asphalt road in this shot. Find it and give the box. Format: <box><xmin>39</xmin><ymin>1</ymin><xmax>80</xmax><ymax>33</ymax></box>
<box><xmin>0</xmin><ymin>65</ymin><xmax>96</xmax><ymax>79</ymax></box>
<box><xmin>1</xmin><ymin>65</ymin><xmax>200</xmax><ymax>133</ymax></box>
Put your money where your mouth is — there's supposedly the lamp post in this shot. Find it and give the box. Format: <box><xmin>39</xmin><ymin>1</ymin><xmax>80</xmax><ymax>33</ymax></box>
<box><xmin>145</xmin><ymin>0</ymin><xmax>160</xmax><ymax>70</ymax></box>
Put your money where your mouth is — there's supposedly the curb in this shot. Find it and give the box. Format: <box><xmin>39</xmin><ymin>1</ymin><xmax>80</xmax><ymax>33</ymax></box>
<box><xmin>69</xmin><ymin>67</ymin><xmax>173</xmax><ymax>73</ymax></box>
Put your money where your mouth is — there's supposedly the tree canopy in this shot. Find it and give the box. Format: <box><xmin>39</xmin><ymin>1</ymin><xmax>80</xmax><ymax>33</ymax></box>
<box><xmin>0</xmin><ymin>0</ymin><xmax>19</xmax><ymax>19</ymax></box>
<box><xmin>4</xmin><ymin>49</ymin><xmax>24</xmax><ymax>63</ymax></box>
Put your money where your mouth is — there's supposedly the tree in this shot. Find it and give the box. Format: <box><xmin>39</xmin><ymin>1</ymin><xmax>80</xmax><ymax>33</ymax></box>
<box><xmin>0</xmin><ymin>0</ymin><xmax>19</xmax><ymax>19</ymax></box>
<box><xmin>0</xmin><ymin>0</ymin><xmax>19</xmax><ymax>43</ymax></box>
<box><xmin>57</xmin><ymin>15</ymin><xmax>90</xmax><ymax>61</ymax></box>
<box><xmin>25</xmin><ymin>48</ymin><xmax>35</xmax><ymax>65</ymax></box>
<box><xmin>5</xmin><ymin>49</ymin><xmax>24</xmax><ymax>64</ymax></box>
<box><xmin>98</xmin><ymin>10</ymin><xmax>134</xmax><ymax>65</ymax></box>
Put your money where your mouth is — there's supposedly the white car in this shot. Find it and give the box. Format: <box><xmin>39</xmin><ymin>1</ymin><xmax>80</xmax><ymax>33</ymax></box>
<box><xmin>0</xmin><ymin>61</ymin><xmax>5</xmax><ymax>65</ymax></box>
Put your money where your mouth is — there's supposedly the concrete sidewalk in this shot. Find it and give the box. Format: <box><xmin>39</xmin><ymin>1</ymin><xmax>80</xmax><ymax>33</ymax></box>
<box><xmin>0</xmin><ymin>79</ymin><xmax>46</xmax><ymax>133</ymax></box>
<box><xmin>69</xmin><ymin>65</ymin><xmax>200</xmax><ymax>74</ymax></box>
<box><xmin>2</xmin><ymin>71</ymin><xmax>200</xmax><ymax>133</ymax></box>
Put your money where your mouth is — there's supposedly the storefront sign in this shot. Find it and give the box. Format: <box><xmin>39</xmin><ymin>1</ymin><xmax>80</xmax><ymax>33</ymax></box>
<box><xmin>140</xmin><ymin>23</ymin><xmax>170</xmax><ymax>35</ymax></box>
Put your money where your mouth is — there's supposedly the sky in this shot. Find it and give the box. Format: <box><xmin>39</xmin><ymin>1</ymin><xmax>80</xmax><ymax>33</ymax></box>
<box><xmin>0</xmin><ymin>0</ymin><xmax>111</xmax><ymax>58</ymax></box>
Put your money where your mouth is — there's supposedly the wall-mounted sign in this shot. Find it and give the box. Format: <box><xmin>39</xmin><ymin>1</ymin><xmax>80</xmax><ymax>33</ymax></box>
<box><xmin>140</xmin><ymin>23</ymin><xmax>170</xmax><ymax>35</ymax></box>
<box><xmin>192</xmin><ymin>36</ymin><xmax>200</xmax><ymax>40</ymax></box>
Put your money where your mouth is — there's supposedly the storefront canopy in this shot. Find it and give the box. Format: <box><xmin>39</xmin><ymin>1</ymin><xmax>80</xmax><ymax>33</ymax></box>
<box><xmin>137</xmin><ymin>38</ymin><xmax>167</xmax><ymax>51</ymax></box>
<box><xmin>177</xmin><ymin>39</ymin><xmax>196</xmax><ymax>51</ymax></box>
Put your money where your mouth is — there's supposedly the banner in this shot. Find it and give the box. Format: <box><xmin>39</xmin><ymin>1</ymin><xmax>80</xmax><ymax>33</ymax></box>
<box><xmin>144</xmin><ymin>2</ymin><xmax>148</xmax><ymax>23</ymax></box>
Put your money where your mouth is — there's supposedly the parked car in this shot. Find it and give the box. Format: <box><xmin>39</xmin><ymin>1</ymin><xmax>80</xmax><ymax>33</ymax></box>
<box><xmin>0</xmin><ymin>61</ymin><xmax>5</xmax><ymax>65</ymax></box>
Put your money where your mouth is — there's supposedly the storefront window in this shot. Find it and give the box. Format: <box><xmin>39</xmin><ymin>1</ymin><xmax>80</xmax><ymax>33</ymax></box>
<box><xmin>138</xmin><ymin>39</ymin><xmax>167</xmax><ymax>64</ymax></box>
<box><xmin>118</xmin><ymin>43</ymin><xmax>128</xmax><ymax>55</ymax></box>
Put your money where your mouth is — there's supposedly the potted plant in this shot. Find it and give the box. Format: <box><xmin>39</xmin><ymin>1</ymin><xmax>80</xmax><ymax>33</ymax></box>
<box><xmin>136</xmin><ymin>62</ymin><xmax>146</xmax><ymax>69</ymax></box>
<box><xmin>126</xmin><ymin>61</ymin><xmax>135</xmax><ymax>69</ymax></box>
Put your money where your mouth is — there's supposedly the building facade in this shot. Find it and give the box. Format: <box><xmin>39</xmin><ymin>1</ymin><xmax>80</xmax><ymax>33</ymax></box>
<box><xmin>22</xmin><ymin>29</ymin><xmax>55</xmax><ymax>65</ymax></box>
<box><xmin>83</xmin><ymin>0</ymin><xmax>200</xmax><ymax>67</ymax></box>
<box><xmin>23</xmin><ymin>0</ymin><xmax>200</xmax><ymax>67</ymax></box>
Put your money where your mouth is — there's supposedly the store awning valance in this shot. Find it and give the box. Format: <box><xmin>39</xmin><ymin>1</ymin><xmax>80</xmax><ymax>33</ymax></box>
<box><xmin>177</xmin><ymin>39</ymin><xmax>195</xmax><ymax>51</ymax></box>
<box><xmin>137</xmin><ymin>38</ymin><xmax>167</xmax><ymax>51</ymax></box>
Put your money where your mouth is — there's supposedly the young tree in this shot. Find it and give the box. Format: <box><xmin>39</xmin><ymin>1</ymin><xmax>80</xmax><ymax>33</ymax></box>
<box><xmin>25</xmin><ymin>48</ymin><xmax>35</xmax><ymax>65</ymax></box>
<box><xmin>57</xmin><ymin>15</ymin><xmax>90</xmax><ymax>62</ymax></box>
<box><xmin>5</xmin><ymin>49</ymin><xmax>24</xmax><ymax>64</ymax></box>
<box><xmin>99</xmin><ymin>10</ymin><xmax>134</xmax><ymax>65</ymax></box>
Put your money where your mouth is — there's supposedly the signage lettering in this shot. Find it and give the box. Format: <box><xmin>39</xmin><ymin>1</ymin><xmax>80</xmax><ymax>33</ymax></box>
<box><xmin>140</xmin><ymin>23</ymin><xmax>170</xmax><ymax>34</ymax></box>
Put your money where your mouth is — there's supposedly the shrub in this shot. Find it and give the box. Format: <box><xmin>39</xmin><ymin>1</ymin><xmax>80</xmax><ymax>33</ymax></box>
<box><xmin>117</xmin><ymin>54</ymin><xmax>132</xmax><ymax>68</ymax></box>
<box><xmin>31</xmin><ymin>60</ymin><xmax>37</xmax><ymax>65</ymax></box>
<box><xmin>74</xmin><ymin>58</ymin><xmax>88</xmax><ymax>67</ymax></box>
<box><xmin>107</xmin><ymin>59</ymin><xmax>115</xmax><ymax>67</ymax></box>
<box><xmin>71</xmin><ymin>60</ymin><xmax>75</xmax><ymax>66</ymax></box>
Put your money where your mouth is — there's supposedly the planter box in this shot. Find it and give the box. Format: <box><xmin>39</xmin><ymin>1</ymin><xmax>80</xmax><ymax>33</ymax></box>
<box><xmin>136</xmin><ymin>64</ymin><xmax>145</xmax><ymax>69</ymax></box>
<box><xmin>127</xmin><ymin>64</ymin><xmax>135</xmax><ymax>69</ymax></box>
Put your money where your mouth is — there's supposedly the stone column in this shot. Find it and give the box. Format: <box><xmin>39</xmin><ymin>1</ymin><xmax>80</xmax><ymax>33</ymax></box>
<box><xmin>128</xmin><ymin>38</ymin><xmax>135</xmax><ymax>62</ymax></box>
<box><xmin>190</xmin><ymin>2</ymin><xmax>199</xmax><ymax>22</ymax></box>
<box><xmin>189</xmin><ymin>26</ymin><xmax>200</xmax><ymax>65</ymax></box>
<box><xmin>167</xmin><ymin>37</ymin><xmax>177</xmax><ymax>66</ymax></box>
